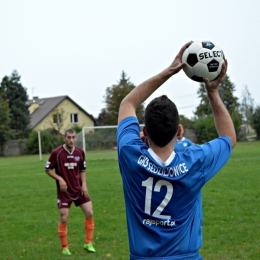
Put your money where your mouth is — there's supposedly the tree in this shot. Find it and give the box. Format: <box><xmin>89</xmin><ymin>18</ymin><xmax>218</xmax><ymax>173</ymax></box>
<box><xmin>0</xmin><ymin>70</ymin><xmax>30</xmax><ymax>139</ymax></box>
<box><xmin>46</xmin><ymin>107</ymin><xmax>68</xmax><ymax>135</ymax></box>
<box><xmin>95</xmin><ymin>108</ymin><xmax>108</xmax><ymax>126</ymax></box>
<box><xmin>194</xmin><ymin>75</ymin><xmax>240</xmax><ymax>117</ymax></box>
<box><xmin>240</xmin><ymin>85</ymin><xmax>254</xmax><ymax>133</ymax></box>
<box><xmin>250</xmin><ymin>106</ymin><xmax>260</xmax><ymax>140</ymax></box>
<box><xmin>193</xmin><ymin>75</ymin><xmax>242</xmax><ymax>142</ymax></box>
<box><xmin>179</xmin><ymin>114</ymin><xmax>193</xmax><ymax>129</ymax></box>
<box><xmin>0</xmin><ymin>93</ymin><xmax>11</xmax><ymax>153</ymax></box>
<box><xmin>100</xmin><ymin>71</ymin><xmax>145</xmax><ymax>125</ymax></box>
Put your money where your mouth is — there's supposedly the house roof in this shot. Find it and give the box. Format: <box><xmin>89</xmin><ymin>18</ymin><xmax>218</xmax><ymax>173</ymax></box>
<box><xmin>28</xmin><ymin>95</ymin><xmax>95</xmax><ymax>128</ymax></box>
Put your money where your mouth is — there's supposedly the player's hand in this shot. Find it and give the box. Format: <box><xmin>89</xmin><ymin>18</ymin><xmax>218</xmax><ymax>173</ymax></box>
<box><xmin>169</xmin><ymin>41</ymin><xmax>192</xmax><ymax>74</ymax></box>
<box><xmin>81</xmin><ymin>184</ymin><xmax>89</xmax><ymax>198</ymax></box>
<box><xmin>204</xmin><ymin>59</ymin><xmax>228</xmax><ymax>92</ymax></box>
<box><xmin>59</xmin><ymin>179</ymin><xmax>67</xmax><ymax>192</ymax></box>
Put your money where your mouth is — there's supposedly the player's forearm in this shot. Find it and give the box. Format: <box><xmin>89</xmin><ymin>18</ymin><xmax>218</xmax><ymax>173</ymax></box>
<box><xmin>45</xmin><ymin>169</ymin><xmax>63</xmax><ymax>182</ymax></box>
<box><xmin>130</xmin><ymin>68</ymin><xmax>175</xmax><ymax>106</ymax></box>
<box><xmin>118</xmin><ymin>68</ymin><xmax>174</xmax><ymax>123</ymax></box>
<box><xmin>80</xmin><ymin>171</ymin><xmax>87</xmax><ymax>185</ymax></box>
<box><xmin>207</xmin><ymin>90</ymin><xmax>236</xmax><ymax>148</ymax></box>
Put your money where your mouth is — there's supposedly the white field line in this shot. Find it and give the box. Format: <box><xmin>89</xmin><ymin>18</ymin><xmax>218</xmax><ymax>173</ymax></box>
<box><xmin>0</xmin><ymin>173</ymin><xmax>45</xmax><ymax>178</ymax></box>
<box><xmin>229</xmin><ymin>156</ymin><xmax>260</xmax><ymax>162</ymax></box>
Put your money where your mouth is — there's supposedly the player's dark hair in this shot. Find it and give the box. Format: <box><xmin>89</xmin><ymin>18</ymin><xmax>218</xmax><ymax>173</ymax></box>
<box><xmin>144</xmin><ymin>95</ymin><xmax>179</xmax><ymax>147</ymax></box>
<box><xmin>64</xmin><ymin>129</ymin><xmax>76</xmax><ymax>137</ymax></box>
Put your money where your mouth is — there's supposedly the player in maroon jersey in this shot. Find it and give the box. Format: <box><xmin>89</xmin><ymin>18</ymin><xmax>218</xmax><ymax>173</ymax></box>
<box><xmin>45</xmin><ymin>129</ymin><xmax>95</xmax><ymax>256</ymax></box>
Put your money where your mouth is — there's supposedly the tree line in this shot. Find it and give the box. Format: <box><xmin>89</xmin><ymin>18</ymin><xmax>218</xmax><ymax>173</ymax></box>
<box><xmin>0</xmin><ymin>70</ymin><xmax>259</xmax><ymax>155</ymax></box>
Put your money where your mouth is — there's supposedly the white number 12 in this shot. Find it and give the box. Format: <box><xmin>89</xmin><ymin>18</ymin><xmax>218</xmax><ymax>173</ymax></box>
<box><xmin>142</xmin><ymin>177</ymin><xmax>173</xmax><ymax>219</ymax></box>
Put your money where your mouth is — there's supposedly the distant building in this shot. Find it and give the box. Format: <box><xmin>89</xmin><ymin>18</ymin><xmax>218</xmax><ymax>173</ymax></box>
<box><xmin>28</xmin><ymin>95</ymin><xmax>95</xmax><ymax>133</ymax></box>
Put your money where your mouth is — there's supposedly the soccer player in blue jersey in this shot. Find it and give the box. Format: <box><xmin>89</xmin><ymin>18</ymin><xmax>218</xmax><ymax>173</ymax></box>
<box><xmin>174</xmin><ymin>124</ymin><xmax>193</xmax><ymax>152</ymax></box>
<box><xmin>116</xmin><ymin>41</ymin><xmax>236</xmax><ymax>260</ymax></box>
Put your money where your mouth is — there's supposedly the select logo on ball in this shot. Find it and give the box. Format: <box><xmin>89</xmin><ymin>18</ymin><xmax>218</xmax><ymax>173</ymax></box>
<box><xmin>199</xmin><ymin>51</ymin><xmax>223</xmax><ymax>60</ymax></box>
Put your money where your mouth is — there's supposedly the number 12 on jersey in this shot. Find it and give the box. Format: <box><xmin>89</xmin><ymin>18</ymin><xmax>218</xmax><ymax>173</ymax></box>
<box><xmin>142</xmin><ymin>177</ymin><xmax>173</xmax><ymax>219</ymax></box>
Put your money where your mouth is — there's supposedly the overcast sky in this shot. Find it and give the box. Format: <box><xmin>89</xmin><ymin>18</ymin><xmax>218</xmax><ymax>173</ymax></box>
<box><xmin>1</xmin><ymin>0</ymin><xmax>259</xmax><ymax>119</ymax></box>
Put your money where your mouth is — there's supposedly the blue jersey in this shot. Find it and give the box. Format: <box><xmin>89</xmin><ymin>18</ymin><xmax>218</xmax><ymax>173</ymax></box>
<box><xmin>174</xmin><ymin>137</ymin><xmax>193</xmax><ymax>152</ymax></box>
<box><xmin>117</xmin><ymin>117</ymin><xmax>232</xmax><ymax>260</ymax></box>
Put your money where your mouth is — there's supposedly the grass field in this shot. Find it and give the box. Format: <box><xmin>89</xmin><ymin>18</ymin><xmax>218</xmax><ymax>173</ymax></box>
<box><xmin>0</xmin><ymin>142</ymin><xmax>260</xmax><ymax>260</ymax></box>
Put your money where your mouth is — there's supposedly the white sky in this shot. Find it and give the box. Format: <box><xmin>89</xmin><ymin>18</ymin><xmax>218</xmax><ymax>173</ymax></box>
<box><xmin>1</xmin><ymin>0</ymin><xmax>260</xmax><ymax>119</ymax></box>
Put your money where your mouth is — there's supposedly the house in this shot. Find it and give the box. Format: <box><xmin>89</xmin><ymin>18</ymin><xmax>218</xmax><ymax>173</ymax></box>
<box><xmin>28</xmin><ymin>95</ymin><xmax>95</xmax><ymax>133</ymax></box>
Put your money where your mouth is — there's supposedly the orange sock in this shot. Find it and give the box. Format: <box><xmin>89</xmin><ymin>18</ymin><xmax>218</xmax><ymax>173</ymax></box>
<box><xmin>58</xmin><ymin>223</ymin><xmax>68</xmax><ymax>249</ymax></box>
<box><xmin>85</xmin><ymin>218</ymin><xmax>94</xmax><ymax>244</ymax></box>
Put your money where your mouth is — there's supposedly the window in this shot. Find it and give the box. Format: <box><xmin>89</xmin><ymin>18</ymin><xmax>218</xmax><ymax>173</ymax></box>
<box><xmin>53</xmin><ymin>114</ymin><xmax>62</xmax><ymax>124</ymax></box>
<box><xmin>71</xmin><ymin>113</ymin><xmax>78</xmax><ymax>124</ymax></box>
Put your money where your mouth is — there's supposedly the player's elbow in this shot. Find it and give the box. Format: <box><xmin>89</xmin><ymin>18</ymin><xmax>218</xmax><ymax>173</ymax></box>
<box><xmin>225</xmin><ymin>132</ymin><xmax>236</xmax><ymax>149</ymax></box>
<box><xmin>118</xmin><ymin>99</ymin><xmax>136</xmax><ymax>124</ymax></box>
<box><xmin>45</xmin><ymin>169</ymin><xmax>51</xmax><ymax>175</ymax></box>
<box><xmin>230</xmin><ymin>136</ymin><xmax>236</xmax><ymax>149</ymax></box>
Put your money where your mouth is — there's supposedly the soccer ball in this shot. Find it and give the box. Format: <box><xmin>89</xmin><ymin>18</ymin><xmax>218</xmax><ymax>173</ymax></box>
<box><xmin>182</xmin><ymin>41</ymin><xmax>225</xmax><ymax>82</ymax></box>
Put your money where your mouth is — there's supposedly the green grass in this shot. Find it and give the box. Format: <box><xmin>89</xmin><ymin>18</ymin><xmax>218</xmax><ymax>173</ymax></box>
<box><xmin>201</xmin><ymin>141</ymin><xmax>260</xmax><ymax>259</ymax></box>
<box><xmin>0</xmin><ymin>142</ymin><xmax>260</xmax><ymax>259</ymax></box>
<box><xmin>0</xmin><ymin>150</ymin><xmax>127</xmax><ymax>260</ymax></box>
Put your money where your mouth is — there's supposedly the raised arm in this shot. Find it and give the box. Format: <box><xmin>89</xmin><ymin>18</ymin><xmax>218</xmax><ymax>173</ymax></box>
<box><xmin>118</xmin><ymin>41</ymin><xmax>192</xmax><ymax>124</ymax></box>
<box><xmin>204</xmin><ymin>60</ymin><xmax>236</xmax><ymax>148</ymax></box>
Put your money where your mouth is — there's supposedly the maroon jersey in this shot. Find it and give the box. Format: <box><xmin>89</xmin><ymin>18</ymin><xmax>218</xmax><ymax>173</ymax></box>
<box><xmin>45</xmin><ymin>145</ymin><xmax>86</xmax><ymax>197</ymax></box>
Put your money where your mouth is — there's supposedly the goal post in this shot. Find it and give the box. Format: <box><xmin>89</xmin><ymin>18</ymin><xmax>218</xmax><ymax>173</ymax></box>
<box><xmin>38</xmin><ymin>131</ymin><xmax>42</xmax><ymax>161</ymax></box>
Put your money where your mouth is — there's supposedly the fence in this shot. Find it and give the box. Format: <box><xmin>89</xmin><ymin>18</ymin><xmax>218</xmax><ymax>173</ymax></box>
<box><xmin>3</xmin><ymin>140</ymin><xmax>26</xmax><ymax>156</ymax></box>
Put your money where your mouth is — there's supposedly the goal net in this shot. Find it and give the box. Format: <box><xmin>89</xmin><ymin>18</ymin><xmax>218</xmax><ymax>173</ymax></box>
<box><xmin>76</xmin><ymin>126</ymin><xmax>118</xmax><ymax>152</ymax></box>
<box><xmin>76</xmin><ymin>125</ymin><xmax>144</xmax><ymax>152</ymax></box>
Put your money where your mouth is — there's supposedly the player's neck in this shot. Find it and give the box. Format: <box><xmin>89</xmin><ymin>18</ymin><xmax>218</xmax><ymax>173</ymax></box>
<box><xmin>150</xmin><ymin>139</ymin><xmax>175</xmax><ymax>163</ymax></box>
<box><xmin>64</xmin><ymin>144</ymin><xmax>75</xmax><ymax>153</ymax></box>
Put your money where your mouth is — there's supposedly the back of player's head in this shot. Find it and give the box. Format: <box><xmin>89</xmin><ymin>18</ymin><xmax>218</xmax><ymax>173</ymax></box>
<box><xmin>144</xmin><ymin>95</ymin><xmax>179</xmax><ymax>147</ymax></box>
<box><xmin>64</xmin><ymin>129</ymin><xmax>76</xmax><ymax>137</ymax></box>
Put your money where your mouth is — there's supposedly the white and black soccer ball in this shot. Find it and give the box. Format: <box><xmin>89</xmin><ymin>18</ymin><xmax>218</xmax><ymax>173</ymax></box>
<box><xmin>182</xmin><ymin>41</ymin><xmax>225</xmax><ymax>82</ymax></box>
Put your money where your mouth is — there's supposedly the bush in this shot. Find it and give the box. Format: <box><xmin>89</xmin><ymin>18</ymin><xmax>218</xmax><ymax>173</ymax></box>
<box><xmin>230</xmin><ymin>110</ymin><xmax>243</xmax><ymax>141</ymax></box>
<box><xmin>193</xmin><ymin>115</ymin><xmax>218</xmax><ymax>143</ymax></box>
<box><xmin>71</xmin><ymin>125</ymin><xmax>82</xmax><ymax>133</ymax></box>
<box><xmin>250</xmin><ymin>106</ymin><xmax>260</xmax><ymax>140</ymax></box>
<box><xmin>26</xmin><ymin>130</ymin><xmax>63</xmax><ymax>154</ymax></box>
<box><xmin>193</xmin><ymin>110</ymin><xmax>242</xmax><ymax>143</ymax></box>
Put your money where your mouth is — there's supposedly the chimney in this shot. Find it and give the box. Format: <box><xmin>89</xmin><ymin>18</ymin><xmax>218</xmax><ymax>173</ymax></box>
<box><xmin>32</xmin><ymin>96</ymin><xmax>39</xmax><ymax>103</ymax></box>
